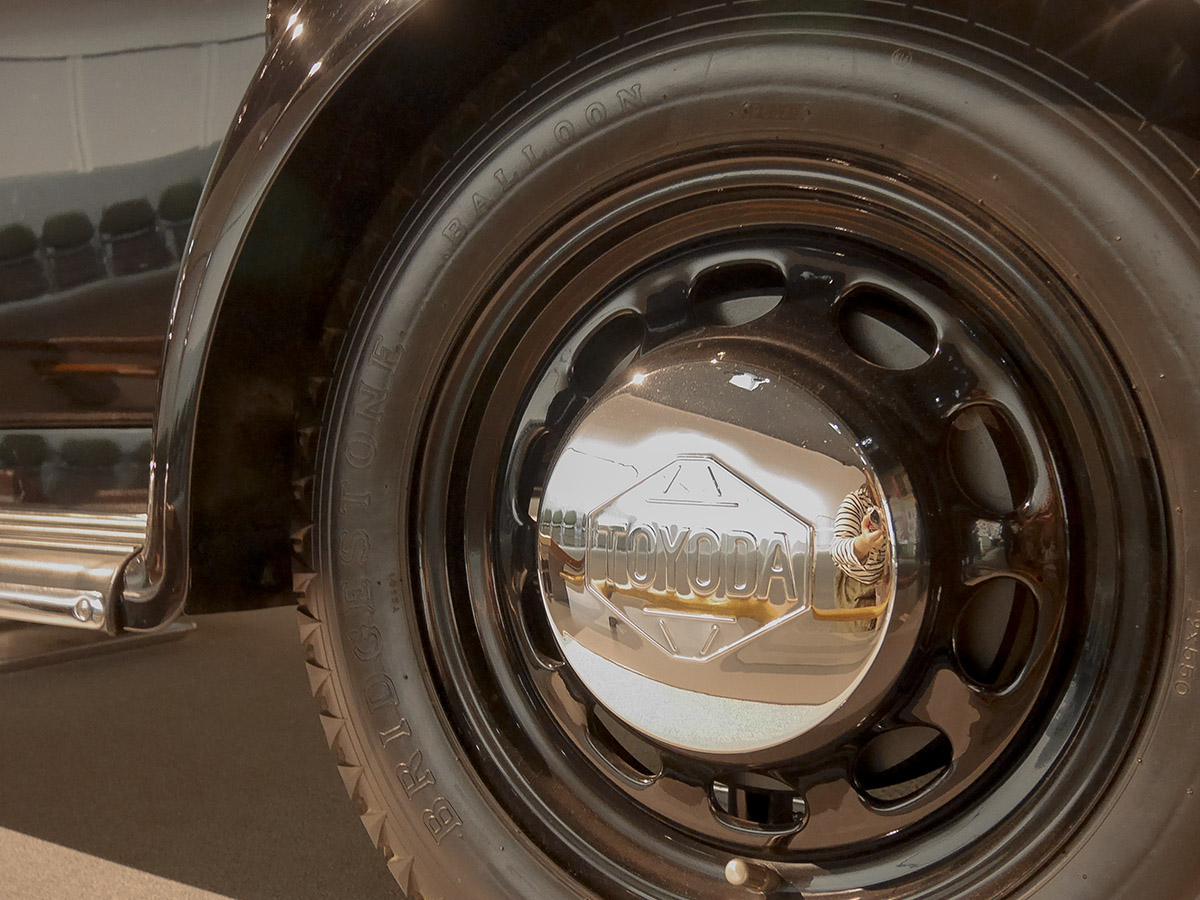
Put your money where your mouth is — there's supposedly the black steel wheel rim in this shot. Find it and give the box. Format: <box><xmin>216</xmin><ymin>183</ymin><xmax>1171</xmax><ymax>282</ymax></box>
<box><xmin>407</xmin><ymin>150</ymin><xmax>1167</xmax><ymax>898</ymax></box>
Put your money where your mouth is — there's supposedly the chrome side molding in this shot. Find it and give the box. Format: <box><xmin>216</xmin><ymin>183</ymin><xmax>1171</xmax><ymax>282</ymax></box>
<box><xmin>0</xmin><ymin>509</ymin><xmax>146</xmax><ymax>633</ymax></box>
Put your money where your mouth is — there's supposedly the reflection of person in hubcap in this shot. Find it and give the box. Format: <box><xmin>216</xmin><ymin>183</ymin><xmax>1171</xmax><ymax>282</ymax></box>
<box><xmin>831</xmin><ymin>484</ymin><xmax>889</xmax><ymax>630</ymax></box>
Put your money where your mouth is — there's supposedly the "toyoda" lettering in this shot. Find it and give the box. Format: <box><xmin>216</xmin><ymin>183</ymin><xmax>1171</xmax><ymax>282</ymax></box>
<box><xmin>587</xmin><ymin>524</ymin><xmax>804</xmax><ymax>603</ymax></box>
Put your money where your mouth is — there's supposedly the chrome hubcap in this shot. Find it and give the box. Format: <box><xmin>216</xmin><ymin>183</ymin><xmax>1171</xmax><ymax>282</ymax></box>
<box><xmin>538</xmin><ymin>339</ymin><xmax>900</xmax><ymax>753</ymax></box>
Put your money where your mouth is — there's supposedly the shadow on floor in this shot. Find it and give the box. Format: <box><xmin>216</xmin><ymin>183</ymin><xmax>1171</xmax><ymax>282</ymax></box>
<box><xmin>0</xmin><ymin>607</ymin><xmax>399</xmax><ymax>900</ymax></box>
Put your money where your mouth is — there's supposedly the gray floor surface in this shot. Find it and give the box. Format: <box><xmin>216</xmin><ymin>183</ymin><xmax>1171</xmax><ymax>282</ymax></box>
<box><xmin>0</xmin><ymin>606</ymin><xmax>401</xmax><ymax>900</ymax></box>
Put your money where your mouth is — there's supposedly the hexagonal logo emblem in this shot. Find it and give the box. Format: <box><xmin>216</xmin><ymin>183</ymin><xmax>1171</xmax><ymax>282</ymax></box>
<box><xmin>583</xmin><ymin>456</ymin><xmax>814</xmax><ymax>661</ymax></box>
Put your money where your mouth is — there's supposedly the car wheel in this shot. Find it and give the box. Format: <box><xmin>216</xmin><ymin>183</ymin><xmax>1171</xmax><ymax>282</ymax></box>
<box><xmin>293</xmin><ymin>3</ymin><xmax>1200</xmax><ymax>897</ymax></box>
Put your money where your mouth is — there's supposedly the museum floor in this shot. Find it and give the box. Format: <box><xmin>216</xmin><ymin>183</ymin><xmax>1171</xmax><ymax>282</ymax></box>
<box><xmin>0</xmin><ymin>607</ymin><xmax>399</xmax><ymax>900</ymax></box>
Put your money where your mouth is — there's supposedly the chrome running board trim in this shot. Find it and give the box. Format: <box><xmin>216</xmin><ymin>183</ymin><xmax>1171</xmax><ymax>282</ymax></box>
<box><xmin>0</xmin><ymin>509</ymin><xmax>146</xmax><ymax>633</ymax></box>
<box><xmin>0</xmin><ymin>584</ymin><xmax>108</xmax><ymax>630</ymax></box>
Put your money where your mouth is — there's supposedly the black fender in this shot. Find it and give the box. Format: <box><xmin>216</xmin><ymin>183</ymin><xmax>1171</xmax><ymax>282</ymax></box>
<box><xmin>120</xmin><ymin>0</ymin><xmax>421</xmax><ymax>628</ymax></box>
<box><xmin>119</xmin><ymin>0</ymin><xmax>586</xmax><ymax>627</ymax></box>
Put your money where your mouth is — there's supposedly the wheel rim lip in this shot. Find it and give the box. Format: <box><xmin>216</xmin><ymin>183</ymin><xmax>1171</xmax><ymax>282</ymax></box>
<box><xmin>397</xmin><ymin>149</ymin><xmax>1166</xmax><ymax>897</ymax></box>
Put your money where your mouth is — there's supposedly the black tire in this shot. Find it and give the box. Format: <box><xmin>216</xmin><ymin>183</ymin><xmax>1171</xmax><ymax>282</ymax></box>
<box><xmin>294</xmin><ymin>3</ymin><xmax>1200</xmax><ymax>898</ymax></box>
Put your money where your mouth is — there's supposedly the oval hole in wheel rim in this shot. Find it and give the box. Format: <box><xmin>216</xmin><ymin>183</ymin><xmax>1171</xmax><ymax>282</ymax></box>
<box><xmin>587</xmin><ymin>705</ymin><xmax>663</xmax><ymax>784</ymax></box>
<box><xmin>948</xmin><ymin>404</ymin><xmax>1032</xmax><ymax>515</ymax></box>
<box><xmin>711</xmin><ymin>774</ymin><xmax>807</xmax><ymax>833</ymax></box>
<box><xmin>690</xmin><ymin>260</ymin><xmax>786</xmax><ymax>326</ymax></box>
<box><xmin>837</xmin><ymin>286</ymin><xmax>937</xmax><ymax>369</ymax></box>
<box><xmin>570</xmin><ymin>311</ymin><xmax>646</xmax><ymax>395</ymax></box>
<box><xmin>855</xmin><ymin>725</ymin><xmax>953</xmax><ymax>805</ymax></box>
<box><xmin>955</xmin><ymin>578</ymin><xmax>1039</xmax><ymax>690</ymax></box>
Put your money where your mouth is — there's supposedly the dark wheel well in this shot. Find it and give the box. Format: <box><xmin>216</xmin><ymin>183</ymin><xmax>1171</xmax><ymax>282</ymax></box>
<box><xmin>187</xmin><ymin>0</ymin><xmax>591</xmax><ymax>611</ymax></box>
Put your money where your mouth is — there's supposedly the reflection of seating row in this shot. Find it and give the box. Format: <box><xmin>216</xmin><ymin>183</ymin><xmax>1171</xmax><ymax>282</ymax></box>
<box><xmin>0</xmin><ymin>431</ymin><xmax>152</xmax><ymax>511</ymax></box>
<box><xmin>0</xmin><ymin>181</ymin><xmax>201</xmax><ymax>303</ymax></box>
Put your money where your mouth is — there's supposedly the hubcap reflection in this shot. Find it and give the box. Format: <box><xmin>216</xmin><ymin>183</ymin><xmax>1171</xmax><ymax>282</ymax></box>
<box><xmin>537</xmin><ymin>340</ymin><xmax>900</xmax><ymax>754</ymax></box>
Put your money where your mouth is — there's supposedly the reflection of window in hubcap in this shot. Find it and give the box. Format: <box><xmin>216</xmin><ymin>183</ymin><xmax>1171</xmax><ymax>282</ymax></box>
<box><xmin>537</xmin><ymin>340</ymin><xmax>901</xmax><ymax>754</ymax></box>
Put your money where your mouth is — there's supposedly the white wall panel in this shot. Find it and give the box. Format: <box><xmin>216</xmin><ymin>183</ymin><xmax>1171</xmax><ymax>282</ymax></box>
<box><xmin>79</xmin><ymin>47</ymin><xmax>207</xmax><ymax>171</ymax></box>
<box><xmin>0</xmin><ymin>59</ymin><xmax>80</xmax><ymax>178</ymax></box>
